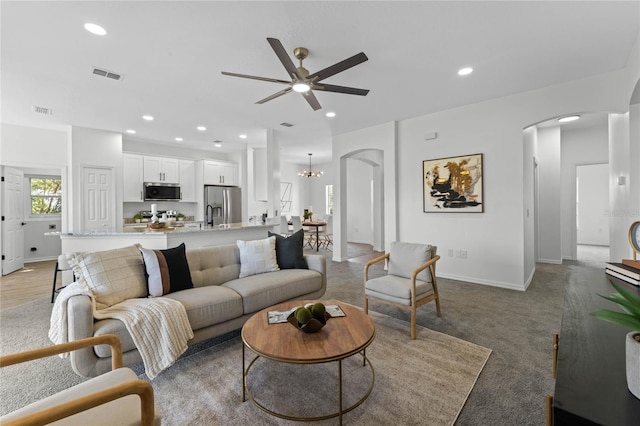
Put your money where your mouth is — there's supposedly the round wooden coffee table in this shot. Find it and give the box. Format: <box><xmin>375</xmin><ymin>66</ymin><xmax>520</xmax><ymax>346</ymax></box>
<box><xmin>241</xmin><ymin>299</ymin><xmax>376</xmax><ymax>424</ymax></box>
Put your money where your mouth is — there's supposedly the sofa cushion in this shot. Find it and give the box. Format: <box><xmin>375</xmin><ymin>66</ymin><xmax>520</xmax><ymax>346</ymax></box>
<box><xmin>186</xmin><ymin>245</ymin><xmax>241</xmax><ymax>288</ymax></box>
<box><xmin>388</xmin><ymin>242</ymin><xmax>434</xmax><ymax>283</ymax></box>
<box><xmin>268</xmin><ymin>229</ymin><xmax>308</xmax><ymax>270</ymax></box>
<box><xmin>140</xmin><ymin>243</ymin><xmax>194</xmax><ymax>296</ymax></box>
<box><xmin>68</xmin><ymin>245</ymin><xmax>147</xmax><ymax>310</ymax></box>
<box><xmin>163</xmin><ymin>286</ymin><xmax>244</xmax><ymax>331</ymax></box>
<box><xmin>223</xmin><ymin>269</ymin><xmax>322</xmax><ymax>314</ymax></box>
<box><xmin>237</xmin><ymin>236</ymin><xmax>279</xmax><ymax>278</ymax></box>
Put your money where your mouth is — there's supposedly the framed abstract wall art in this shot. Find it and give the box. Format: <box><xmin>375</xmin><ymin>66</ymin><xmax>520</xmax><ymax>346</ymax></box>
<box><xmin>423</xmin><ymin>153</ymin><xmax>484</xmax><ymax>213</ymax></box>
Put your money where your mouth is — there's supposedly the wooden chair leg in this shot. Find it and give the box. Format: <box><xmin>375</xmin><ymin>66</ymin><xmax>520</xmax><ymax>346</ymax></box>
<box><xmin>51</xmin><ymin>261</ymin><xmax>60</xmax><ymax>303</ymax></box>
<box><xmin>552</xmin><ymin>334</ymin><xmax>559</xmax><ymax>379</ymax></box>
<box><xmin>363</xmin><ymin>295</ymin><xmax>369</xmax><ymax>315</ymax></box>
<box><xmin>410</xmin><ymin>306</ymin><xmax>417</xmax><ymax>340</ymax></box>
<box><xmin>545</xmin><ymin>394</ymin><xmax>553</xmax><ymax>426</ymax></box>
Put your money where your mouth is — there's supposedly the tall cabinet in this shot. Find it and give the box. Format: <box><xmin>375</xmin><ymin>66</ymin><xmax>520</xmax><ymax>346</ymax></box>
<box><xmin>123</xmin><ymin>154</ymin><xmax>144</xmax><ymax>202</ymax></box>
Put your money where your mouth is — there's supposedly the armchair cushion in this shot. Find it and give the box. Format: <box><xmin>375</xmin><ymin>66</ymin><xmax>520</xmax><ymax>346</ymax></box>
<box><xmin>388</xmin><ymin>242</ymin><xmax>433</xmax><ymax>282</ymax></box>
<box><xmin>365</xmin><ymin>275</ymin><xmax>434</xmax><ymax>306</ymax></box>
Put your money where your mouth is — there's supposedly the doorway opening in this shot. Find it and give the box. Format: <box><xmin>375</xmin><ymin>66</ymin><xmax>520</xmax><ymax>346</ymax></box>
<box><xmin>576</xmin><ymin>163</ymin><xmax>609</xmax><ymax>266</ymax></box>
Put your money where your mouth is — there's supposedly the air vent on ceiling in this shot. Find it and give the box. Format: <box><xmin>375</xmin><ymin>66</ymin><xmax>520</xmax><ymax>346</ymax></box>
<box><xmin>92</xmin><ymin>66</ymin><xmax>123</xmax><ymax>81</ymax></box>
<box><xmin>280</xmin><ymin>122</ymin><xmax>294</xmax><ymax>127</ymax></box>
<box><xmin>32</xmin><ymin>105</ymin><xmax>52</xmax><ymax>115</ymax></box>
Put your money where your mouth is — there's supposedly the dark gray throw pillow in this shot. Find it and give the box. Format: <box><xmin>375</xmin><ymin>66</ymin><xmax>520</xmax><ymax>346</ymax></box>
<box><xmin>268</xmin><ymin>229</ymin><xmax>308</xmax><ymax>270</ymax></box>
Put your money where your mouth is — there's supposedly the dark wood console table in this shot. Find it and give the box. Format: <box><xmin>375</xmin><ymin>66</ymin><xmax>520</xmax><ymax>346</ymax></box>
<box><xmin>554</xmin><ymin>267</ymin><xmax>640</xmax><ymax>425</ymax></box>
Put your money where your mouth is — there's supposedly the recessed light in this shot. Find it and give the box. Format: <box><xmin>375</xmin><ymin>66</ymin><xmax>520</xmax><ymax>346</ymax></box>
<box><xmin>84</xmin><ymin>23</ymin><xmax>107</xmax><ymax>36</ymax></box>
<box><xmin>457</xmin><ymin>67</ymin><xmax>473</xmax><ymax>76</ymax></box>
<box><xmin>142</xmin><ymin>115</ymin><xmax>154</xmax><ymax>121</ymax></box>
<box><xmin>126</xmin><ymin>129</ymin><xmax>136</xmax><ymax>134</ymax></box>
<box><xmin>558</xmin><ymin>115</ymin><xmax>580</xmax><ymax>123</ymax></box>
<box><xmin>326</xmin><ymin>111</ymin><xmax>336</xmax><ymax>118</ymax></box>
<box><xmin>239</xmin><ymin>134</ymin><xmax>247</xmax><ymax>139</ymax></box>
<box><xmin>213</xmin><ymin>140</ymin><xmax>222</xmax><ymax>148</ymax></box>
<box><xmin>175</xmin><ymin>137</ymin><xmax>183</xmax><ymax>142</ymax></box>
<box><xmin>197</xmin><ymin>126</ymin><xmax>206</xmax><ymax>131</ymax></box>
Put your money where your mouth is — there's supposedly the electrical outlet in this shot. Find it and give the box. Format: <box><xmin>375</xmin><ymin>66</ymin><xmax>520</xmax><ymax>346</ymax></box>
<box><xmin>459</xmin><ymin>250</ymin><xmax>467</xmax><ymax>259</ymax></box>
<box><xmin>447</xmin><ymin>249</ymin><xmax>454</xmax><ymax>257</ymax></box>
<box><xmin>49</xmin><ymin>224</ymin><xmax>57</xmax><ymax>230</ymax></box>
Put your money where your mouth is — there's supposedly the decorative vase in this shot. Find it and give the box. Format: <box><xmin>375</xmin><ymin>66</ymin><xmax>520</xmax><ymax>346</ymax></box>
<box><xmin>627</xmin><ymin>332</ymin><xmax>640</xmax><ymax>399</ymax></box>
<box><xmin>287</xmin><ymin>311</ymin><xmax>330</xmax><ymax>333</ymax></box>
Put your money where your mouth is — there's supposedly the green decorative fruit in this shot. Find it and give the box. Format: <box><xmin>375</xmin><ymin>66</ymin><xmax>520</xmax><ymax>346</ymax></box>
<box><xmin>295</xmin><ymin>307</ymin><xmax>313</xmax><ymax>325</ymax></box>
<box><xmin>311</xmin><ymin>303</ymin><xmax>326</xmax><ymax>320</ymax></box>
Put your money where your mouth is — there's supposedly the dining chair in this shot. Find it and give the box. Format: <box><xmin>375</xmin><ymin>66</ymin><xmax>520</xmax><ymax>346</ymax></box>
<box><xmin>319</xmin><ymin>215</ymin><xmax>333</xmax><ymax>250</ymax></box>
<box><xmin>279</xmin><ymin>215</ymin><xmax>290</xmax><ymax>236</ymax></box>
<box><xmin>290</xmin><ymin>216</ymin><xmax>303</xmax><ymax>233</ymax></box>
<box><xmin>364</xmin><ymin>241</ymin><xmax>441</xmax><ymax>339</ymax></box>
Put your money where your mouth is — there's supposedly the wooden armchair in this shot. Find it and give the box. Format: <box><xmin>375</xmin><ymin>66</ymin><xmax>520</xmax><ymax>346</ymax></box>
<box><xmin>0</xmin><ymin>335</ymin><xmax>158</xmax><ymax>426</ymax></box>
<box><xmin>364</xmin><ymin>242</ymin><xmax>441</xmax><ymax>339</ymax></box>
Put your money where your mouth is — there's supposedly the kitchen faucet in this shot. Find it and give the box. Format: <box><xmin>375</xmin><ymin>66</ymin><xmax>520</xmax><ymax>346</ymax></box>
<box><xmin>205</xmin><ymin>204</ymin><xmax>214</xmax><ymax>226</ymax></box>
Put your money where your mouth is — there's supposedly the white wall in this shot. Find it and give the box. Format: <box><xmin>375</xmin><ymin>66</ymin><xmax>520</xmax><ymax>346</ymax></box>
<box><xmin>576</xmin><ymin>163</ymin><xmax>609</xmax><ymax>246</ymax></box>
<box><xmin>1</xmin><ymin>124</ymin><xmax>68</xmax><ymax>167</ymax></box>
<box><xmin>560</xmin><ymin>120</ymin><xmax>609</xmax><ymax>258</ymax></box>
<box><xmin>336</xmin><ymin>63</ymin><xmax>637</xmax><ymax>289</ymax></box>
<box><xmin>537</xmin><ymin>127</ymin><xmax>562</xmax><ymax>264</ymax></box>
<box><xmin>346</xmin><ymin>158</ymin><xmax>373</xmax><ymax>244</ymax></box>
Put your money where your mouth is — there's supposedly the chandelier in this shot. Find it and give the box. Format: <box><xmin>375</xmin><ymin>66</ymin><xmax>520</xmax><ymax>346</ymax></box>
<box><xmin>299</xmin><ymin>153</ymin><xmax>324</xmax><ymax>178</ymax></box>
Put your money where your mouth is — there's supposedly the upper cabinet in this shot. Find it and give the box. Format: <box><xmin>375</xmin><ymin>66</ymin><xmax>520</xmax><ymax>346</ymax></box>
<box><xmin>123</xmin><ymin>154</ymin><xmax>144</xmax><ymax>202</ymax></box>
<box><xmin>143</xmin><ymin>156</ymin><xmax>179</xmax><ymax>183</ymax></box>
<box><xmin>179</xmin><ymin>160</ymin><xmax>196</xmax><ymax>202</ymax></box>
<box><xmin>203</xmin><ymin>160</ymin><xmax>238</xmax><ymax>186</ymax></box>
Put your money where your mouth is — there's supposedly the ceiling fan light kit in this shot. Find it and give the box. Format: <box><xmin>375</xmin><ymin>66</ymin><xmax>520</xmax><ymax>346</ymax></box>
<box><xmin>222</xmin><ymin>37</ymin><xmax>369</xmax><ymax>111</ymax></box>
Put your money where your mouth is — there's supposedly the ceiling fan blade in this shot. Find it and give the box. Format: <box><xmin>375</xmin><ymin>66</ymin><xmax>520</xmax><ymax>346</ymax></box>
<box><xmin>255</xmin><ymin>87</ymin><xmax>293</xmax><ymax>104</ymax></box>
<box><xmin>267</xmin><ymin>37</ymin><xmax>303</xmax><ymax>80</ymax></box>
<box><xmin>312</xmin><ymin>83</ymin><xmax>369</xmax><ymax>96</ymax></box>
<box><xmin>307</xmin><ymin>52</ymin><xmax>368</xmax><ymax>82</ymax></box>
<box><xmin>221</xmin><ymin>71</ymin><xmax>290</xmax><ymax>85</ymax></box>
<box><xmin>301</xmin><ymin>90</ymin><xmax>322</xmax><ymax>111</ymax></box>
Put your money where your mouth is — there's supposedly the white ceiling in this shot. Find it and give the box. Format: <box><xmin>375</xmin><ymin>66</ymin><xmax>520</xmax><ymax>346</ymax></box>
<box><xmin>2</xmin><ymin>1</ymin><xmax>638</xmax><ymax>166</ymax></box>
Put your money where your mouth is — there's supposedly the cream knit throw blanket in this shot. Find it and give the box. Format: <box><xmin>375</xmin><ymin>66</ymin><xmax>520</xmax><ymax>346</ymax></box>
<box><xmin>49</xmin><ymin>281</ymin><xmax>193</xmax><ymax>379</ymax></box>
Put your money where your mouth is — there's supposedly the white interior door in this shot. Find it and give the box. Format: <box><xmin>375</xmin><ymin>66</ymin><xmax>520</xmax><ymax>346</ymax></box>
<box><xmin>2</xmin><ymin>167</ymin><xmax>25</xmax><ymax>275</ymax></box>
<box><xmin>82</xmin><ymin>167</ymin><xmax>115</xmax><ymax>232</ymax></box>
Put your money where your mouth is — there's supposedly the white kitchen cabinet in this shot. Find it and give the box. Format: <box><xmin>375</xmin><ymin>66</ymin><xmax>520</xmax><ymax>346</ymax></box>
<box><xmin>143</xmin><ymin>156</ymin><xmax>179</xmax><ymax>183</ymax></box>
<box><xmin>203</xmin><ymin>160</ymin><xmax>237</xmax><ymax>186</ymax></box>
<box><xmin>179</xmin><ymin>160</ymin><xmax>196</xmax><ymax>202</ymax></box>
<box><xmin>123</xmin><ymin>153</ymin><xmax>144</xmax><ymax>202</ymax></box>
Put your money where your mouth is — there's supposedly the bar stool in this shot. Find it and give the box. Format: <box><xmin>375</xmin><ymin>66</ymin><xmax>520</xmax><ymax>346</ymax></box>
<box><xmin>51</xmin><ymin>254</ymin><xmax>72</xmax><ymax>303</ymax></box>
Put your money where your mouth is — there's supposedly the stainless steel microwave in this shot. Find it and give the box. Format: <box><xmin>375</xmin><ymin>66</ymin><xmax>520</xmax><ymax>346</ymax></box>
<box><xmin>143</xmin><ymin>182</ymin><xmax>181</xmax><ymax>201</ymax></box>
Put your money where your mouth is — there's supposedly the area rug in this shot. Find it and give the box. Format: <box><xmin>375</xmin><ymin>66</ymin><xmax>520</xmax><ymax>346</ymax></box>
<box><xmin>145</xmin><ymin>310</ymin><xmax>491</xmax><ymax>425</ymax></box>
<box><xmin>1</xmin><ymin>298</ymin><xmax>491</xmax><ymax>425</ymax></box>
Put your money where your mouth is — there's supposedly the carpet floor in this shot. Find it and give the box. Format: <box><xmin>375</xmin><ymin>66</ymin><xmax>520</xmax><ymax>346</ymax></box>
<box><xmin>1</xmin><ymin>247</ymin><xmax>570</xmax><ymax>425</ymax></box>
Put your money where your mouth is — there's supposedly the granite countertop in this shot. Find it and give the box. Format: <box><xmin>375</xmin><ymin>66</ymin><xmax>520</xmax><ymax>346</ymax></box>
<box><xmin>47</xmin><ymin>222</ymin><xmax>276</xmax><ymax>237</ymax></box>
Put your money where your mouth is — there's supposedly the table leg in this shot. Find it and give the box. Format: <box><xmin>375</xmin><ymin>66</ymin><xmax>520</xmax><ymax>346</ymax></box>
<box><xmin>316</xmin><ymin>226</ymin><xmax>320</xmax><ymax>251</ymax></box>
<box><xmin>338</xmin><ymin>359</ymin><xmax>343</xmax><ymax>425</ymax></box>
<box><xmin>242</xmin><ymin>344</ymin><xmax>246</xmax><ymax>402</ymax></box>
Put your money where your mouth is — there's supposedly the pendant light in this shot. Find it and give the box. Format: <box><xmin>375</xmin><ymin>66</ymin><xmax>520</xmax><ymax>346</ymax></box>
<box><xmin>298</xmin><ymin>153</ymin><xmax>323</xmax><ymax>178</ymax></box>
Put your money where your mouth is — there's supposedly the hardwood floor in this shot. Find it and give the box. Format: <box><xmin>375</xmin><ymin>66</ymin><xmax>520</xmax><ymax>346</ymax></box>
<box><xmin>0</xmin><ymin>260</ymin><xmax>56</xmax><ymax>310</ymax></box>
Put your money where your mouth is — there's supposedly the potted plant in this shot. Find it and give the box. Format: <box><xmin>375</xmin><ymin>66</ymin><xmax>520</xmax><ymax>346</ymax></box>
<box><xmin>176</xmin><ymin>213</ymin><xmax>186</xmax><ymax>222</ymax></box>
<box><xmin>593</xmin><ymin>281</ymin><xmax>640</xmax><ymax>399</ymax></box>
<box><xmin>304</xmin><ymin>211</ymin><xmax>313</xmax><ymax>221</ymax></box>
<box><xmin>133</xmin><ymin>213</ymin><xmax>142</xmax><ymax>223</ymax></box>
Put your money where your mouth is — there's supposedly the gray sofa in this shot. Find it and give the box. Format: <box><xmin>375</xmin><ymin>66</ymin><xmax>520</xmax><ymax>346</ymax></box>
<box><xmin>67</xmin><ymin>244</ymin><xmax>326</xmax><ymax>377</ymax></box>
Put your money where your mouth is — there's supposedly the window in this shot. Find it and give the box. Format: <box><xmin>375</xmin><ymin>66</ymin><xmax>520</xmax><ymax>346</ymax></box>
<box><xmin>325</xmin><ymin>185</ymin><xmax>334</xmax><ymax>215</ymax></box>
<box><xmin>29</xmin><ymin>177</ymin><xmax>62</xmax><ymax>216</ymax></box>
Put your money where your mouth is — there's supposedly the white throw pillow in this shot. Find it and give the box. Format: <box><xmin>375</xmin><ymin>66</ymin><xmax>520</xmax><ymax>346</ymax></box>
<box><xmin>237</xmin><ymin>236</ymin><xmax>279</xmax><ymax>278</ymax></box>
<box><xmin>68</xmin><ymin>245</ymin><xmax>147</xmax><ymax>310</ymax></box>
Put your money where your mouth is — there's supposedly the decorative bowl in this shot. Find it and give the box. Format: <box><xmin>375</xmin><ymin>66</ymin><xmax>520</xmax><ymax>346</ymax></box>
<box><xmin>287</xmin><ymin>311</ymin><xmax>331</xmax><ymax>333</ymax></box>
<box><xmin>148</xmin><ymin>222</ymin><xmax>167</xmax><ymax>229</ymax></box>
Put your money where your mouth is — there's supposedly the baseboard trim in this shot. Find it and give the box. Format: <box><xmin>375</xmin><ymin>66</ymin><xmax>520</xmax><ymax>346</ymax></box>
<box><xmin>539</xmin><ymin>258</ymin><xmax>563</xmax><ymax>265</ymax></box>
<box><xmin>437</xmin><ymin>272</ymin><xmax>525</xmax><ymax>291</ymax></box>
<box><xmin>25</xmin><ymin>257</ymin><xmax>57</xmax><ymax>263</ymax></box>
<box><xmin>523</xmin><ymin>266</ymin><xmax>536</xmax><ymax>290</ymax></box>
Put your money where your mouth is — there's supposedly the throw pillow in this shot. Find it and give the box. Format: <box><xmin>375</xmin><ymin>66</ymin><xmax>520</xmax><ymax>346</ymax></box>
<box><xmin>139</xmin><ymin>243</ymin><xmax>194</xmax><ymax>297</ymax></box>
<box><xmin>237</xmin><ymin>236</ymin><xmax>279</xmax><ymax>278</ymax></box>
<box><xmin>268</xmin><ymin>229</ymin><xmax>308</xmax><ymax>269</ymax></box>
<box><xmin>388</xmin><ymin>241</ymin><xmax>433</xmax><ymax>282</ymax></box>
<box><xmin>67</xmin><ymin>245</ymin><xmax>147</xmax><ymax>310</ymax></box>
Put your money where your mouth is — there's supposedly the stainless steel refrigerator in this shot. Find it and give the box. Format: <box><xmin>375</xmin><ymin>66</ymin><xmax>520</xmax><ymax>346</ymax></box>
<box><xmin>204</xmin><ymin>186</ymin><xmax>242</xmax><ymax>226</ymax></box>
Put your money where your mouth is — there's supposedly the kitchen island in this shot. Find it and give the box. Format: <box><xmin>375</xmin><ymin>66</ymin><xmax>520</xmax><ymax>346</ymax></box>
<box><xmin>55</xmin><ymin>223</ymin><xmax>278</xmax><ymax>253</ymax></box>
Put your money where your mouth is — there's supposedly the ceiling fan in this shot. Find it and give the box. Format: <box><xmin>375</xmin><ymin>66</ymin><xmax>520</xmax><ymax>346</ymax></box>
<box><xmin>221</xmin><ymin>37</ymin><xmax>369</xmax><ymax>111</ymax></box>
